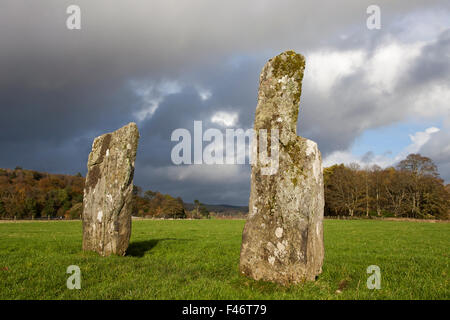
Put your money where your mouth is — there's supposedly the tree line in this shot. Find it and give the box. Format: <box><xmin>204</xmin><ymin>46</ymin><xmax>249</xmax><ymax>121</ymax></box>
<box><xmin>0</xmin><ymin>168</ymin><xmax>85</xmax><ymax>219</ymax></box>
<box><xmin>325</xmin><ymin>154</ymin><xmax>449</xmax><ymax>219</ymax></box>
<box><xmin>0</xmin><ymin>167</ymin><xmax>209</xmax><ymax>220</ymax></box>
<box><xmin>131</xmin><ymin>187</ymin><xmax>210</xmax><ymax>219</ymax></box>
<box><xmin>0</xmin><ymin>153</ymin><xmax>448</xmax><ymax>220</ymax></box>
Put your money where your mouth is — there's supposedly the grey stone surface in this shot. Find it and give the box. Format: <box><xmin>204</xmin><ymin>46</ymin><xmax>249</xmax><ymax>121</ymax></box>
<box><xmin>240</xmin><ymin>51</ymin><xmax>324</xmax><ymax>284</ymax></box>
<box><xmin>82</xmin><ymin>122</ymin><xmax>139</xmax><ymax>256</ymax></box>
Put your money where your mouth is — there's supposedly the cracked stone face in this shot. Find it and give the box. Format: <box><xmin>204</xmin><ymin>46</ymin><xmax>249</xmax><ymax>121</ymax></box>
<box><xmin>82</xmin><ymin>122</ymin><xmax>139</xmax><ymax>256</ymax></box>
<box><xmin>239</xmin><ymin>51</ymin><xmax>324</xmax><ymax>285</ymax></box>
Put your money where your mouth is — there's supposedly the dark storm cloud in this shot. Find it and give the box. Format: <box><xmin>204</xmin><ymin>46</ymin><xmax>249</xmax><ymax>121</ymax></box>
<box><xmin>0</xmin><ymin>0</ymin><xmax>449</xmax><ymax>204</ymax></box>
<box><xmin>0</xmin><ymin>76</ymin><xmax>140</xmax><ymax>175</ymax></box>
<box><xmin>0</xmin><ymin>79</ymin><xmax>138</xmax><ymax>142</ymax></box>
<box><xmin>401</xmin><ymin>28</ymin><xmax>450</xmax><ymax>88</ymax></box>
<box><xmin>133</xmin><ymin>61</ymin><xmax>262</xmax><ymax>204</ymax></box>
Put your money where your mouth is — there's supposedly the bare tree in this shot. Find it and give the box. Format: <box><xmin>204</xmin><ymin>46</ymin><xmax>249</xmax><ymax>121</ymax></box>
<box><xmin>397</xmin><ymin>154</ymin><xmax>439</xmax><ymax>218</ymax></box>
<box><xmin>326</xmin><ymin>164</ymin><xmax>364</xmax><ymax>216</ymax></box>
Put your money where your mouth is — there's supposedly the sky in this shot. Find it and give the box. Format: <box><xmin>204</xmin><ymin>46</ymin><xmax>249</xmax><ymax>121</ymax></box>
<box><xmin>0</xmin><ymin>0</ymin><xmax>449</xmax><ymax>205</ymax></box>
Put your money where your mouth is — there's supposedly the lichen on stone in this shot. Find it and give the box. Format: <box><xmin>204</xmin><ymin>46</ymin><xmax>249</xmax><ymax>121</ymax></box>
<box><xmin>270</xmin><ymin>50</ymin><xmax>305</xmax><ymax>106</ymax></box>
<box><xmin>240</xmin><ymin>51</ymin><xmax>324</xmax><ymax>285</ymax></box>
<box><xmin>82</xmin><ymin>122</ymin><xmax>140</xmax><ymax>257</ymax></box>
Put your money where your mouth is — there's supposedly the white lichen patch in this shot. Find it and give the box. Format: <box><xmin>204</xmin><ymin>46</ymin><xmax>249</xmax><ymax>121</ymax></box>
<box><xmin>97</xmin><ymin>210</ymin><xmax>103</xmax><ymax>222</ymax></box>
<box><xmin>305</xmin><ymin>139</ymin><xmax>317</xmax><ymax>157</ymax></box>
<box><xmin>106</xmin><ymin>149</ymin><xmax>110</xmax><ymax>157</ymax></box>
<box><xmin>275</xmin><ymin>227</ymin><xmax>283</xmax><ymax>238</ymax></box>
<box><xmin>304</xmin><ymin>139</ymin><xmax>322</xmax><ymax>184</ymax></box>
<box><xmin>277</xmin><ymin>242</ymin><xmax>286</xmax><ymax>252</ymax></box>
<box><xmin>266</xmin><ymin>241</ymin><xmax>276</xmax><ymax>252</ymax></box>
<box><xmin>277</xmin><ymin>75</ymin><xmax>289</xmax><ymax>84</ymax></box>
<box><xmin>277</xmin><ymin>75</ymin><xmax>291</xmax><ymax>90</ymax></box>
<box><xmin>312</xmin><ymin>155</ymin><xmax>321</xmax><ymax>184</ymax></box>
<box><xmin>273</xmin><ymin>241</ymin><xmax>287</xmax><ymax>260</ymax></box>
<box><xmin>250</xmin><ymin>205</ymin><xmax>258</xmax><ymax>218</ymax></box>
<box><xmin>268</xmin><ymin>256</ymin><xmax>275</xmax><ymax>265</ymax></box>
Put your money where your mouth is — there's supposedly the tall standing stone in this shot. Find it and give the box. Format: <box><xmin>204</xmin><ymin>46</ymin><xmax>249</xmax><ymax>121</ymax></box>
<box><xmin>82</xmin><ymin>122</ymin><xmax>139</xmax><ymax>256</ymax></box>
<box><xmin>240</xmin><ymin>51</ymin><xmax>324</xmax><ymax>284</ymax></box>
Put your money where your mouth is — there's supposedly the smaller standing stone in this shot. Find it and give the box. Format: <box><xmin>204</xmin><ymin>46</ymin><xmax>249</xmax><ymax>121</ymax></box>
<box><xmin>82</xmin><ymin>122</ymin><xmax>139</xmax><ymax>256</ymax></box>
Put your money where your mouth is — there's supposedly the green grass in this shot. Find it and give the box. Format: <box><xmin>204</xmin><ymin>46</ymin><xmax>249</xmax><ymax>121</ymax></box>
<box><xmin>0</xmin><ymin>219</ymin><xmax>448</xmax><ymax>299</ymax></box>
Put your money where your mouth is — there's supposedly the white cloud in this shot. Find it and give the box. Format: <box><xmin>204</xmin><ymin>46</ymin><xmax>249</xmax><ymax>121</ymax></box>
<box><xmin>364</xmin><ymin>41</ymin><xmax>424</xmax><ymax>94</ymax></box>
<box><xmin>131</xmin><ymin>80</ymin><xmax>182</xmax><ymax>121</ymax></box>
<box><xmin>211</xmin><ymin>111</ymin><xmax>238</xmax><ymax>127</ymax></box>
<box><xmin>305</xmin><ymin>40</ymin><xmax>425</xmax><ymax>96</ymax></box>
<box><xmin>407</xmin><ymin>84</ymin><xmax>450</xmax><ymax>118</ymax></box>
<box><xmin>403</xmin><ymin>127</ymin><xmax>440</xmax><ymax>155</ymax></box>
<box><xmin>301</xmin><ymin>28</ymin><xmax>450</xmax><ymax>160</ymax></box>
<box><xmin>197</xmin><ymin>88</ymin><xmax>212</xmax><ymax>101</ymax></box>
<box><xmin>323</xmin><ymin>126</ymin><xmax>441</xmax><ymax>169</ymax></box>
<box><xmin>305</xmin><ymin>49</ymin><xmax>365</xmax><ymax>94</ymax></box>
<box><xmin>418</xmin><ymin>119</ymin><xmax>450</xmax><ymax>182</ymax></box>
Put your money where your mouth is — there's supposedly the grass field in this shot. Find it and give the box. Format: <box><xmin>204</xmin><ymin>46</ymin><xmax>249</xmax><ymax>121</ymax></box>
<box><xmin>0</xmin><ymin>219</ymin><xmax>448</xmax><ymax>299</ymax></box>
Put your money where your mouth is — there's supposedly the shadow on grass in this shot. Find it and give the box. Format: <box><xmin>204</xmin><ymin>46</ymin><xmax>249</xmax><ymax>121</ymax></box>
<box><xmin>126</xmin><ymin>238</ymin><xmax>190</xmax><ymax>257</ymax></box>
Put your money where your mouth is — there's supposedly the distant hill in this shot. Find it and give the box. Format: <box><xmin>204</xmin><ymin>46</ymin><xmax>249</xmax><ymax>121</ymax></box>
<box><xmin>184</xmin><ymin>203</ymin><xmax>248</xmax><ymax>217</ymax></box>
